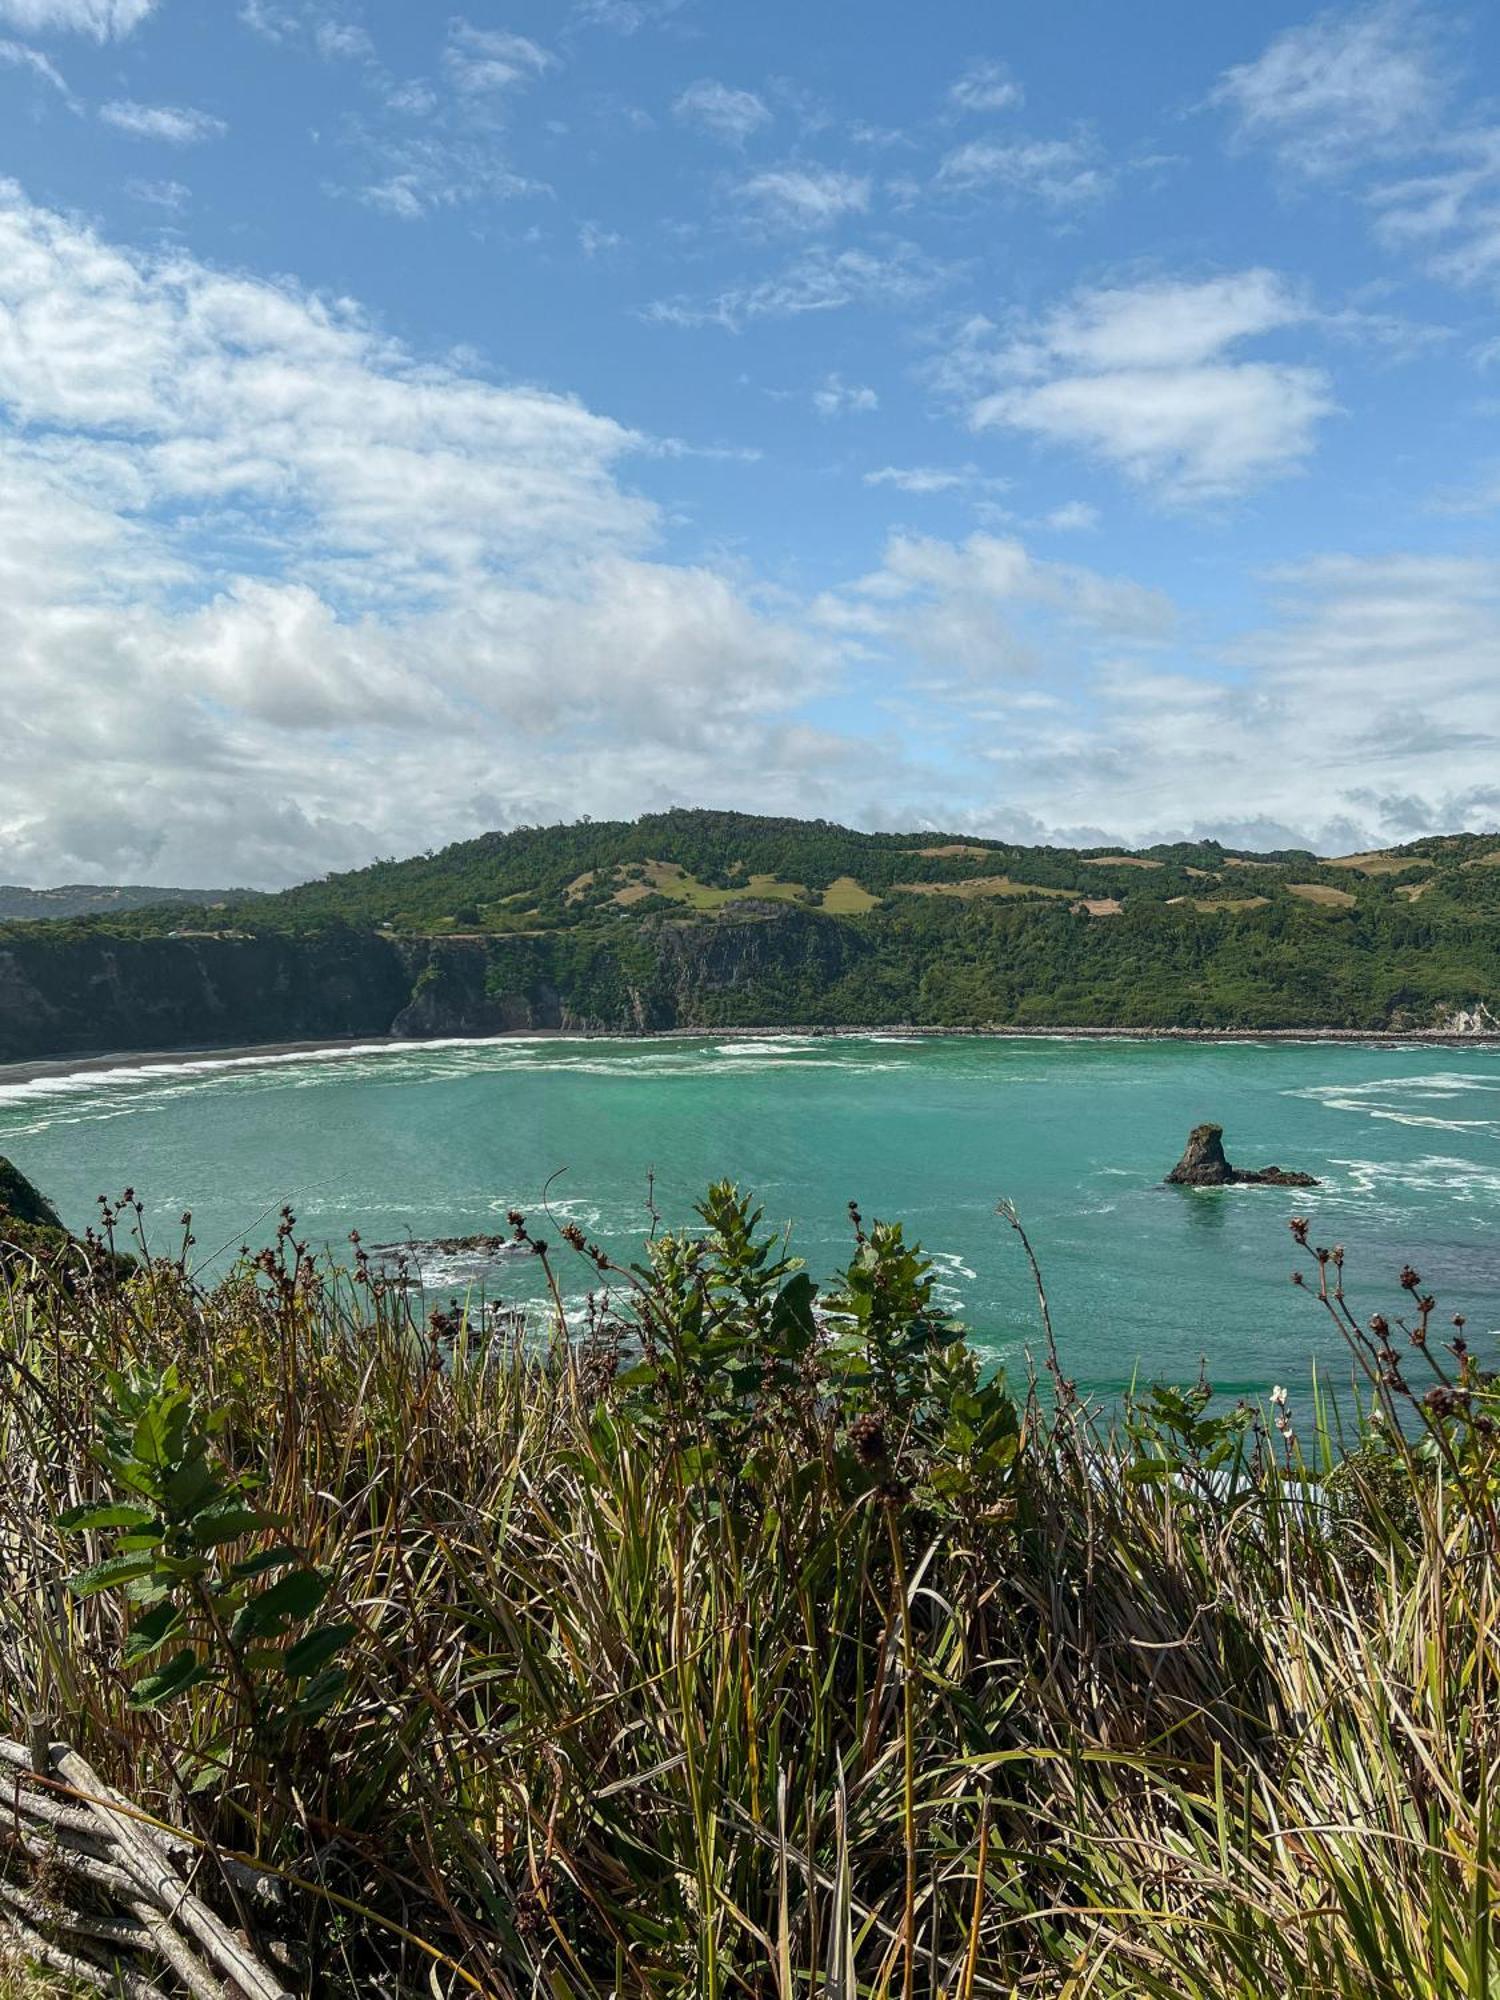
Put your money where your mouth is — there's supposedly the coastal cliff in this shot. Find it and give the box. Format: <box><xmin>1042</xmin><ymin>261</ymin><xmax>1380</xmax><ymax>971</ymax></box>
<box><xmin>0</xmin><ymin>912</ymin><xmax>873</xmax><ymax>1063</ymax></box>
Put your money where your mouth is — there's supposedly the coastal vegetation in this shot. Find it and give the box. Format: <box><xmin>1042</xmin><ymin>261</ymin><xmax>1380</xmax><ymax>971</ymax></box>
<box><xmin>1</xmin><ymin>1162</ymin><xmax>1497</xmax><ymax>1995</ymax></box>
<box><xmin>1</xmin><ymin>812</ymin><xmax>1497</xmax><ymax>1063</ymax></box>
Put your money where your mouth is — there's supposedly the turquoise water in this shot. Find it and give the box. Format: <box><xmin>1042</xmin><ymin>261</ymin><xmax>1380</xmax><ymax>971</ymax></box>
<box><xmin>2</xmin><ymin>1034</ymin><xmax>1498</xmax><ymax>1397</ymax></box>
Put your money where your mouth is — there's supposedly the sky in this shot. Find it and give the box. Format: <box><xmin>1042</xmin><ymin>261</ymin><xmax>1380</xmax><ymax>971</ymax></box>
<box><xmin>0</xmin><ymin>0</ymin><xmax>1499</xmax><ymax>886</ymax></box>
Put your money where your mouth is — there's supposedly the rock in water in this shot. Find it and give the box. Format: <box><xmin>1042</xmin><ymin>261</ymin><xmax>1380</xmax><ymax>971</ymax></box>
<box><xmin>1165</xmin><ymin>1123</ymin><xmax>1235</xmax><ymax>1186</ymax></box>
<box><xmin>1165</xmin><ymin>1123</ymin><xmax>1318</xmax><ymax>1189</ymax></box>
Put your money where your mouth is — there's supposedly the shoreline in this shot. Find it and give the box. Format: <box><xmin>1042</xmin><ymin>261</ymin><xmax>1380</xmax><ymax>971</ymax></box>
<box><xmin>3</xmin><ymin>1020</ymin><xmax>1500</xmax><ymax>1088</ymax></box>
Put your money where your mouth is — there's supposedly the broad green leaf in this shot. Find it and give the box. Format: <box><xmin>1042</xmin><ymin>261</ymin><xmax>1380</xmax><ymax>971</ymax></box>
<box><xmin>124</xmin><ymin>1600</ymin><xmax>185</xmax><ymax>1663</ymax></box>
<box><xmin>233</xmin><ymin>1567</ymin><xmax>328</xmax><ymax>1640</ymax></box>
<box><xmin>69</xmin><ymin>1552</ymin><xmax>157</xmax><ymax>1597</ymax></box>
<box><xmin>55</xmin><ymin>1502</ymin><xmax>156</xmax><ymax>1533</ymax></box>
<box><xmin>130</xmin><ymin>1648</ymin><xmax>214</xmax><ymax>1708</ymax></box>
<box><xmin>282</xmin><ymin>1621</ymin><xmax>357</xmax><ymax>1680</ymax></box>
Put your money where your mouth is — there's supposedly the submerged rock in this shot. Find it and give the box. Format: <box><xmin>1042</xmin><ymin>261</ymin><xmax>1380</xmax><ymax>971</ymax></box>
<box><xmin>1165</xmin><ymin>1123</ymin><xmax>1319</xmax><ymax>1189</ymax></box>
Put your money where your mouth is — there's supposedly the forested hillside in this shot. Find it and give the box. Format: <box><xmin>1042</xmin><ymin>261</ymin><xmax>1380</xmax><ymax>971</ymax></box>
<box><xmin>0</xmin><ymin>884</ymin><xmax>245</xmax><ymax>922</ymax></box>
<box><xmin>2</xmin><ymin>810</ymin><xmax>1498</xmax><ymax>1057</ymax></box>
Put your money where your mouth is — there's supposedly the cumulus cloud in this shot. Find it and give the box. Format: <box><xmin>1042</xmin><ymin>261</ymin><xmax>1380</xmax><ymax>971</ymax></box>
<box><xmin>813</xmin><ymin>530</ymin><xmax>1174</xmax><ymax>685</ymax></box>
<box><xmin>987</xmin><ymin>553</ymin><xmax>1500</xmax><ymax>849</ymax></box>
<box><xmin>673</xmin><ymin>77</ymin><xmax>771</xmax><ymax>145</ymax></box>
<box><xmin>0</xmin><ymin>184</ymin><xmax>836</xmax><ymax>885</ymax></box>
<box><xmin>1213</xmin><ymin>0</ymin><xmax>1445</xmax><ymax>178</ymax></box>
<box><xmin>0</xmin><ymin>0</ymin><xmax>154</xmax><ymax>36</ymax></box>
<box><xmin>966</xmin><ymin>271</ymin><xmax>1335</xmax><ymax>500</ymax></box>
<box><xmin>101</xmin><ymin>100</ymin><xmax>227</xmax><ymax>143</ymax></box>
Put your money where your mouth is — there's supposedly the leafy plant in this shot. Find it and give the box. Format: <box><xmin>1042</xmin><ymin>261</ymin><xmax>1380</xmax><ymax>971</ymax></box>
<box><xmin>58</xmin><ymin>1366</ymin><xmax>352</xmax><ymax>1722</ymax></box>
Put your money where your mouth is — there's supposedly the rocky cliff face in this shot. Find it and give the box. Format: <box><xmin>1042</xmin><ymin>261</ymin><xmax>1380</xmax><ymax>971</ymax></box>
<box><xmin>0</xmin><ymin>912</ymin><xmax>869</xmax><ymax>1064</ymax></box>
<box><xmin>0</xmin><ymin>932</ymin><xmax>413</xmax><ymax>1063</ymax></box>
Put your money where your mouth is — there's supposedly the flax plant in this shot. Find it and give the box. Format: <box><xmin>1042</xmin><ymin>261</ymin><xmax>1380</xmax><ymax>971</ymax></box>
<box><xmin>0</xmin><ymin>1188</ymin><xmax>1496</xmax><ymax>1996</ymax></box>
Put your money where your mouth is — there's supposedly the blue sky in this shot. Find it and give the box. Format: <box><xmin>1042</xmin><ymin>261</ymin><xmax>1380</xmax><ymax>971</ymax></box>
<box><xmin>1</xmin><ymin>0</ymin><xmax>1498</xmax><ymax>884</ymax></box>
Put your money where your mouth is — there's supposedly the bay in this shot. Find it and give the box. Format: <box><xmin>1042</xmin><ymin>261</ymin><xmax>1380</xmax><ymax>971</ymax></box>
<box><xmin>2</xmin><ymin>1033</ymin><xmax>1498</xmax><ymax>1398</ymax></box>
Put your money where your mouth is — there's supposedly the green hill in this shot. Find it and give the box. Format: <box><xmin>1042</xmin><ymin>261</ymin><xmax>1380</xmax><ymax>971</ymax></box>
<box><xmin>1</xmin><ymin>809</ymin><xmax>1498</xmax><ymax>1051</ymax></box>
<box><xmin>0</xmin><ymin>884</ymin><xmax>247</xmax><ymax>922</ymax></box>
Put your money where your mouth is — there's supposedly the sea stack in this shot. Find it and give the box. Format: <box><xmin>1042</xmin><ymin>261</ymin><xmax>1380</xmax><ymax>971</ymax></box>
<box><xmin>1165</xmin><ymin>1123</ymin><xmax>1319</xmax><ymax>1189</ymax></box>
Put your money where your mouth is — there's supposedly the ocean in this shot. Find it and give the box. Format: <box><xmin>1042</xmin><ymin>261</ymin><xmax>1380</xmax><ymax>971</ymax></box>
<box><xmin>3</xmin><ymin>1032</ymin><xmax>1497</xmax><ymax>1399</ymax></box>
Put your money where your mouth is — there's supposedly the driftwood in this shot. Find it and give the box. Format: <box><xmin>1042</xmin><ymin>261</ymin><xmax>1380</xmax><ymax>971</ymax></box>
<box><xmin>0</xmin><ymin>1730</ymin><xmax>292</xmax><ymax>1999</ymax></box>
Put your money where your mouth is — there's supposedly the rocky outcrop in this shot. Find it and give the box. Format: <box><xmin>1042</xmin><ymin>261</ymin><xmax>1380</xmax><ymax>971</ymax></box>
<box><xmin>0</xmin><ymin>1154</ymin><xmax>132</xmax><ymax>1278</ymax></box>
<box><xmin>1166</xmin><ymin>1124</ymin><xmax>1319</xmax><ymax>1188</ymax></box>
<box><xmin>1435</xmin><ymin>1002</ymin><xmax>1500</xmax><ymax>1037</ymax></box>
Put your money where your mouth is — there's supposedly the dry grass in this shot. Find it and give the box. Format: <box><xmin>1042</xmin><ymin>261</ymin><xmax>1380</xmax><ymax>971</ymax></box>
<box><xmin>1325</xmin><ymin>850</ymin><xmax>1414</xmax><ymax>875</ymax></box>
<box><xmin>611</xmin><ymin>861</ymin><xmax>811</xmax><ymax>910</ymax></box>
<box><xmin>2</xmin><ymin>1196</ymin><xmax>1497</xmax><ymax>1998</ymax></box>
<box><xmin>1073</xmin><ymin>897</ymin><xmax>1123</xmax><ymax>917</ymax></box>
<box><xmin>1081</xmin><ymin>854</ymin><xmax>1162</xmax><ymax>870</ymax></box>
<box><xmin>1168</xmin><ymin>895</ymin><xmax>1272</xmax><ymax>913</ymax></box>
<box><xmin>1287</xmin><ymin>882</ymin><xmax>1358</xmax><ymax>907</ymax></box>
<box><xmin>819</xmin><ymin>875</ymin><xmax>879</xmax><ymax>914</ymax></box>
<box><xmin>894</xmin><ymin>876</ymin><xmax>1073</xmax><ymax>901</ymax></box>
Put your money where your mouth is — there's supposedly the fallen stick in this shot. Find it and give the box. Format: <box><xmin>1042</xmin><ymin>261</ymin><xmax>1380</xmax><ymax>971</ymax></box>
<box><xmin>0</xmin><ymin>1875</ymin><xmax>153</xmax><ymax>1949</ymax></box>
<box><xmin>0</xmin><ymin>1901</ymin><xmax>171</xmax><ymax>1999</ymax></box>
<box><xmin>0</xmin><ymin>1739</ymin><xmax>283</xmax><ymax>1906</ymax></box>
<box><xmin>51</xmin><ymin>1745</ymin><xmax>293</xmax><ymax>2000</ymax></box>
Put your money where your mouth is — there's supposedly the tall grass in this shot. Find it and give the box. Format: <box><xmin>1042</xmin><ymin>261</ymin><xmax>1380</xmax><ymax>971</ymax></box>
<box><xmin>1</xmin><ymin>1185</ymin><xmax>1497</xmax><ymax>1996</ymax></box>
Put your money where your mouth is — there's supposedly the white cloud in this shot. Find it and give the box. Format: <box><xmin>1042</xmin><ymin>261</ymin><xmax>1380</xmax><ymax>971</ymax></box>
<box><xmin>1212</xmin><ymin>0</ymin><xmax>1445</xmax><ymax>177</ymax></box>
<box><xmin>578</xmin><ymin>220</ymin><xmax>622</xmax><ymax>256</ymax></box>
<box><xmin>101</xmin><ymin>100</ymin><xmax>227</xmax><ymax>143</ymax></box>
<box><xmin>936</xmin><ymin>134</ymin><xmax>1110</xmax><ymax>207</ymax></box>
<box><xmin>864</xmin><ymin>465</ymin><xmax>968</xmax><ymax>494</ymax></box>
<box><xmin>947</xmin><ymin>59</ymin><xmax>1022</xmax><ymax>114</ymax></box>
<box><xmin>810</xmin><ymin>531</ymin><xmax>1173</xmax><ymax>704</ymax></box>
<box><xmin>0</xmin><ymin>0</ymin><xmax>154</xmax><ymax>36</ymax></box>
<box><xmin>645</xmin><ymin>241</ymin><xmax>951</xmax><ymax>330</ymax></box>
<box><xmin>737</xmin><ymin>164</ymin><xmax>870</xmax><ymax>230</ymax></box>
<box><xmin>1043</xmin><ymin>501</ymin><xmax>1099</xmax><ymax>531</ymax></box>
<box><xmin>673</xmin><ymin>77</ymin><xmax>771</xmax><ymax>145</ymax></box>
<box><xmin>125</xmin><ymin>176</ymin><xmax>190</xmax><ymax>209</ymax></box>
<box><xmin>443</xmin><ymin>21</ymin><xmax>553</xmax><ymax>95</ymax></box>
<box><xmin>239</xmin><ymin>1</ymin><xmax>370</xmax><ymax>54</ymax></box>
<box><xmin>1371</xmin><ymin>128</ymin><xmax>1500</xmax><ymax>287</ymax></box>
<box><xmin>0</xmin><ymin>33</ymin><xmax>72</xmax><ymax>95</ymax></box>
<box><xmin>1005</xmin><ymin>553</ymin><xmax>1500</xmax><ymax>849</ymax></box>
<box><xmin>354</xmin><ymin>139</ymin><xmax>547</xmax><ymax>219</ymax></box>
<box><xmin>813</xmin><ymin>374</ymin><xmax>878</xmax><ymax>417</ymax></box>
<box><xmin>0</xmin><ymin>184</ymin><xmax>842</xmax><ymax>885</ymax></box>
<box><xmin>968</xmin><ymin>272</ymin><xmax>1335</xmax><ymax>500</ymax></box>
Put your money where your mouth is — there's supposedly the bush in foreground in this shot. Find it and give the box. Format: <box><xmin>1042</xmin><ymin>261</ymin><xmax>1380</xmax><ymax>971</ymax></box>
<box><xmin>0</xmin><ymin>1187</ymin><xmax>1497</xmax><ymax>1996</ymax></box>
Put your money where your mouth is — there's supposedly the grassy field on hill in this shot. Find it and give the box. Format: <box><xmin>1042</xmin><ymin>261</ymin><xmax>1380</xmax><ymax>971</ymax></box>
<box><xmin>3</xmin><ymin>811</ymin><xmax>1499</xmax><ymax>1036</ymax></box>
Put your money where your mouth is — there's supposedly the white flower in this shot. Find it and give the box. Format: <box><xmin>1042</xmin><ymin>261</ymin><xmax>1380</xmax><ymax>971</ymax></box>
<box><xmin>1270</xmin><ymin>1384</ymin><xmax>1289</xmax><ymax>1407</ymax></box>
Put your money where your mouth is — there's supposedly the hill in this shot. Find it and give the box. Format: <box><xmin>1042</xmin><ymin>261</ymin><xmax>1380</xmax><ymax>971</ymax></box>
<box><xmin>0</xmin><ymin>809</ymin><xmax>1497</xmax><ymax>1059</ymax></box>
<box><xmin>0</xmin><ymin>884</ymin><xmax>247</xmax><ymax>922</ymax></box>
